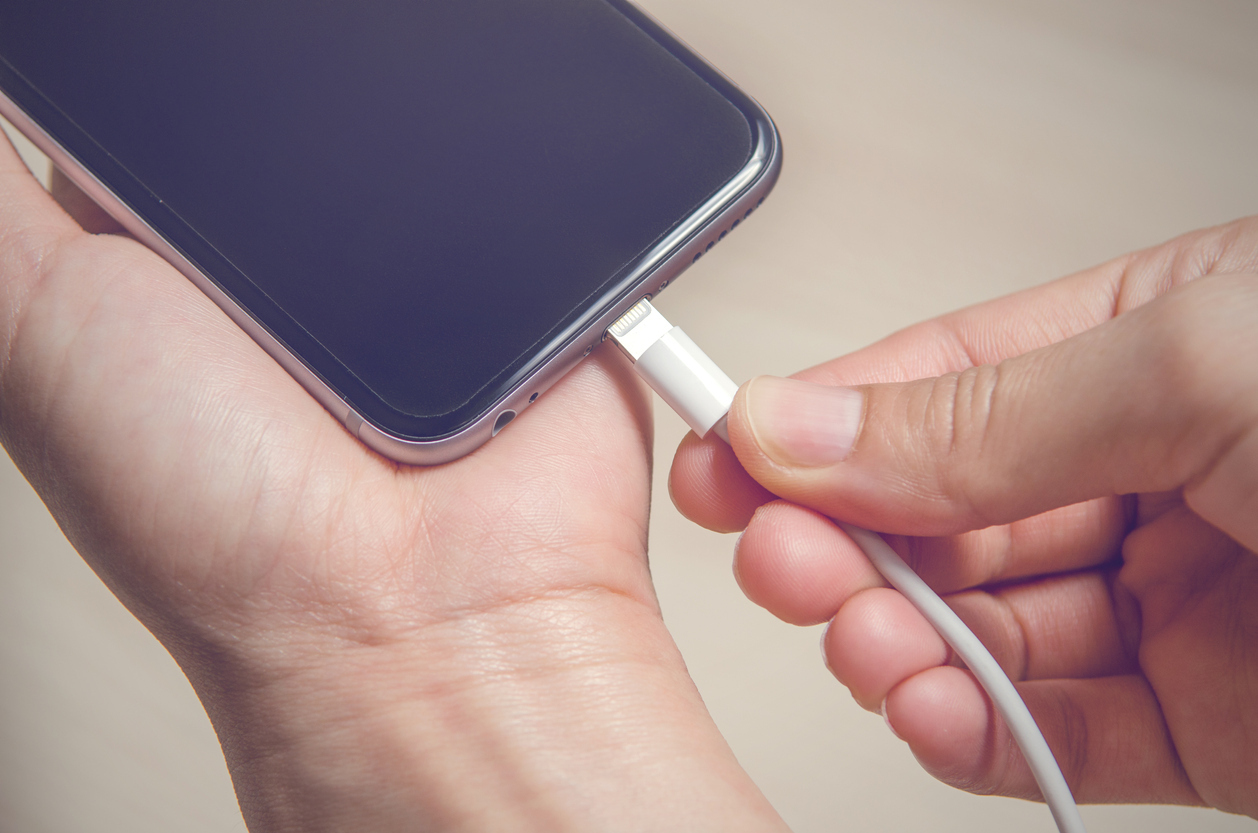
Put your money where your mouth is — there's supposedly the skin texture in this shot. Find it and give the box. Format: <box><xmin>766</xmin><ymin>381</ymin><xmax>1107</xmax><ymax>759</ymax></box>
<box><xmin>0</xmin><ymin>142</ymin><xmax>790</xmax><ymax>831</ymax></box>
<box><xmin>670</xmin><ymin>217</ymin><xmax>1258</xmax><ymax>817</ymax></box>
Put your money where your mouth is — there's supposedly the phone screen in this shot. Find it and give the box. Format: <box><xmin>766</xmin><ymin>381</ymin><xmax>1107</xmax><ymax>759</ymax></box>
<box><xmin>0</xmin><ymin>0</ymin><xmax>756</xmax><ymax>439</ymax></box>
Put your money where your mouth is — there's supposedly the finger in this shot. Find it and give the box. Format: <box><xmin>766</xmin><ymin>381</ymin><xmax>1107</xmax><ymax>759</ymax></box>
<box><xmin>728</xmin><ymin>273</ymin><xmax>1258</xmax><ymax>548</ymax></box>
<box><xmin>890</xmin><ymin>496</ymin><xmax>1127</xmax><ymax>593</ymax></box>
<box><xmin>49</xmin><ymin>166</ymin><xmax>127</xmax><ymax>235</ymax></box>
<box><xmin>884</xmin><ymin>668</ymin><xmax>1201</xmax><ymax>806</ymax></box>
<box><xmin>797</xmin><ymin>217</ymin><xmax>1258</xmax><ymax>387</ymax></box>
<box><xmin>823</xmin><ymin>587</ymin><xmax>945</xmax><ymax>711</ymax></box>
<box><xmin>942</xmin><ymin>569</ymin><xmax>1138</xmax><ymax>681</ymax></box>
<box><xmin>670</xmin><ymin>430</ymin><xmax>775</xmax><ymax>533</ymax></box>
<box><xmin>824</xmin><ymin>570</ymin><xmax>1137</xmax><ymax>710</ymax></box>
<box><xmin>733</xmin><ymin>501</ymin><xmax>882</xmax><ymax>626</ymax></box>
<box><xmin>669</xmin><ymin>246</ymin><xmax>1133</xmax><ymax>534</ymax></box>
<box><xmin>733</xmin><ymin>495</ymin><xmax>1125</xmax><ymax>627</ymax></box>
<box><xmin>0</xmin><ymin>131</ymin><xmax>76</xmax><ymax>230</ymax></box>
<box><xmin>669</xmin><ymin>218</ymin><xmax>1258</xmax><ymax>532</ymax></box>
<box><xmin>0</xmin><ymin>134</ymin><xmax>82</xmax><ymax>317</ymax></box>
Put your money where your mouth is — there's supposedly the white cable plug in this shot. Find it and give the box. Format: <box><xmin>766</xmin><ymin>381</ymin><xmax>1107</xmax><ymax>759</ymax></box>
<box><xmin>607</xmin><ymin>299</ymin><xmax>737</xmax><ymax>441</ymax></box>
<box><xmin>606</xmin><ymin>297</ymin><xmax>1087</xmax><ymax>833</ymax></box>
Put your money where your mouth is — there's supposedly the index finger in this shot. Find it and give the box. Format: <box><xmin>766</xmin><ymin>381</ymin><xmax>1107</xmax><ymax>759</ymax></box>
<box><xmin>799</xmin><ymin>217</ymin><xmax>1258</xmax><ymax>387</ymax></box>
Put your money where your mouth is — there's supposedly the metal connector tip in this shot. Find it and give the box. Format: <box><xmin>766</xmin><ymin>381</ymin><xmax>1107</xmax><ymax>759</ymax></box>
<box><xmin>606</xmin><ymin>297</ymin><xmax>675</xmax><ymax>361</ymax></box>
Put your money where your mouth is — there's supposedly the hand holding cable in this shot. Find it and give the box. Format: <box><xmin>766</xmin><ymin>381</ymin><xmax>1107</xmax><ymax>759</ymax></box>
<box><xmin>639</xmin><ymin>217</ymin><xmax>1258</xmax><ymax>825</ymax></box>
<box><xmin>610</xmin><ymin>297</ymin><xmax>1087</xmax><ymax>831</ymax></box>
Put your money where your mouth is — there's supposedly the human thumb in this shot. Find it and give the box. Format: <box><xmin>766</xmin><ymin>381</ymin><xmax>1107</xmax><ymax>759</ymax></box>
<box><xmin>725</xmin><ymin>275</ymin><xmax>1258</xmax><ymax>550</ymax></box>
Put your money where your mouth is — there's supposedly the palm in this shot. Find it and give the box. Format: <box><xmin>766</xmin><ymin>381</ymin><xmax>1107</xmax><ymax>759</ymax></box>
<box><xmin>2</xmin><ymin>207</ymin><xmax>656</xmax><ymax>674</ymax></box>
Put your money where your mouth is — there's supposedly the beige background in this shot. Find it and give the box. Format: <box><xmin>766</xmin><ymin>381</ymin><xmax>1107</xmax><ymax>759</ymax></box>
<box><xmin>2</xmin><ymin>0</ymin><xmax>1257</xmax><ymax>830</ymax></box>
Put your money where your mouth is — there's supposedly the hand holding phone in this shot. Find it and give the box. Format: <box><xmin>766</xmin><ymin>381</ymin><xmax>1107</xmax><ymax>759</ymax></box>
<box><xmin>0</xmin><ymin>3</ymin><xmax>790</xmax><ymax>826</ymax></box>
<box><xmin>0</xmin><ymin>135</ymin><xmax>787</xmax><ymax>831</ymax></box>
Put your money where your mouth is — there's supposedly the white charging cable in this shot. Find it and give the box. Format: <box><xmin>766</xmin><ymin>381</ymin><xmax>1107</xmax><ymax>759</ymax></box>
<box><xmin>607</xmin><ymin>298</ymin><xmax>1087</xmax><ymax>833</ymax></box>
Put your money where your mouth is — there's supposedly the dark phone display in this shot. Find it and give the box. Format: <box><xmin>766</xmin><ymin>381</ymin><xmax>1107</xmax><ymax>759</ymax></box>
<box><xmin>0</xmin><ymin>0</ymin><xmax>753</xmax><ymax>437</ymax></box>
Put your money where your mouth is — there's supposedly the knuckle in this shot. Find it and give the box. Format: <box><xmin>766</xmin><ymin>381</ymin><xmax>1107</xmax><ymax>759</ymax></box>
<box><xmin>1140</xmin><ymin>290</ymin><xmax>1221</xmax><ymax>390</ymax></box>
<box><xmin>912</xmin><ymin>364</ymin><xmax>1004</xmax><ymax>526</ymax></box>
<box><xmin>1143</xmin><ymin>277</ymin><xmax>1256</xmax><ymax>390</ymax></box>
<box><xmin>984</xmin><ymin>685</ymin><xmax>1088</xmax><ymax>801</ymax></box>
<box><xmin>1046</xmin><ymin>686</ymin><xmax>1091</xmax><ymax>794</ymax></box>
<box><xmin>1116</xmin><ymin>219</ymin><xmax>1258</xmax><ymax>310</ymax></box>
<box><xmin>1170</xmin><ymin>219</ymin><xmax>1258</xmax><ymax>284</ymax></box>
<box><xmin>1136</xmin><ymin>279</ymin><xmax>1258</xmax><ymax>473</ymax></box>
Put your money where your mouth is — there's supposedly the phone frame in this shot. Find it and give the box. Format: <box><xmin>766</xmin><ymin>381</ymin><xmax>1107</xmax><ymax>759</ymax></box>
<box><xmin>0</xmin><ymin>0</ymin><xmax>781</xmax><ymax>465</ymax></box>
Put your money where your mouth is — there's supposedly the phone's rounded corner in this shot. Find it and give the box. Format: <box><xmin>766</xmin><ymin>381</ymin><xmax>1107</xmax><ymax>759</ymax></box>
<box><xmin>353</xmin><ymin>419</ymin><xmax>479</xmax><ymax>467</ymax></box>
<box><xmin>753</xmin><ymin>113</ymin><xmax>784</xmax><ymax>198</ymax></box>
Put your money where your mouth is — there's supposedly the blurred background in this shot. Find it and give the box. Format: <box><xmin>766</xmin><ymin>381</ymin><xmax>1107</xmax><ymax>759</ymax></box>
<box><xmin>2</xmin><ymin>0</ymin><xmax>1256</xmax><ymax>830</ymax></box>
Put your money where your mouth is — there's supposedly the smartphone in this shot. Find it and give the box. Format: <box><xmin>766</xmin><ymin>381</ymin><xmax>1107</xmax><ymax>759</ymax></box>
<box><xmin>0</xmin><ymin>0</ymin><xmax>780</xmax><ymax>464</ymax></box>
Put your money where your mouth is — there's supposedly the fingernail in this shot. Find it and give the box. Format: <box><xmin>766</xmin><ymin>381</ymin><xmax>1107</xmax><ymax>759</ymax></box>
<box><xmin>744</xmin><ymin>377</ymin><xmax>863</xmax><ymax>466</ymax></box>
<box><xmin>731</xmin><ymin>531</ymin><xmax>747</xmax><ymax>593</ymax></box>
<box><xmin>820</xmin><ymin>620</ymin><xmax>835</xmax><ymax>676</ymax></box>
<box><xmin>880</xmin><ymin>698</ymin><xmax>903</xmax><ymax>740</ymax></box>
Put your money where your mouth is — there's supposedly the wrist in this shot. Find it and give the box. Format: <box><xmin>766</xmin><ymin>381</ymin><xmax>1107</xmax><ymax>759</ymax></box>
<box><xmin>177</xmin><ymin>590</ymin><xmax>785</xmax><ymax>833</ymax></box>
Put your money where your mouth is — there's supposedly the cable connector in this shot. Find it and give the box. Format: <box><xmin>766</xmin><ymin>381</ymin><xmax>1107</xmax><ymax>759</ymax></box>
<box><xmin>607</xmin><ymin>298</ymin><xmax>736</xmax><ymax>440</ymax></box>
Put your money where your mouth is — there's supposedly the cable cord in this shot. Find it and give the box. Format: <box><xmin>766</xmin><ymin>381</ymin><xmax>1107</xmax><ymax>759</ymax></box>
<box><xmin>839</xmin><ymin>523</ymin><xmax>1087</xmax><ymax>833</ymax></box>
<box><xmin>606</xmin><ymin>298</ymin><xmax>1087</xmax><ymax>833</ymax></box>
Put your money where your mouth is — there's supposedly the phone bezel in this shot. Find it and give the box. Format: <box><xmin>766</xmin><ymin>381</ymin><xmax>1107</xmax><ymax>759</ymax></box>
<box><xmin>0</xmin><ymin>0</ymin><xmax>781</xmax><ymax>465</ymax></box>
